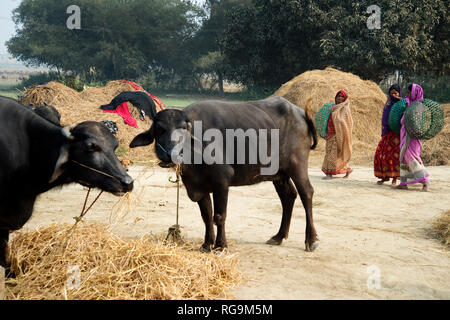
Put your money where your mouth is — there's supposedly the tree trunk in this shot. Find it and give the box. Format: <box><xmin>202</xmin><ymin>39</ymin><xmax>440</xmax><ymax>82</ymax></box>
<box><xmin>218</xmin><ymin>72</ymin><xmax>224</xmax><ymax>97</ymax></box>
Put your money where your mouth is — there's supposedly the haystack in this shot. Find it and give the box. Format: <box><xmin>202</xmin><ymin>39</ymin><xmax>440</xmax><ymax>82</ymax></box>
<box><xmin>430</xmin><ymin>210</ymin><xmax>450</xmax><ymax>247</ymax></box>
<box><xmin>6</xmin><ymin>223</ymin><xmax>241</xmax><ymax>300</ymax></box>
<box><xmin>421</xmin><ymin>103</ymin><xmax>450</xmax><ymax>166</ymax></box>
<box><xmin>20</xmin><ymin>81</ymin><xmax>162</xmax><ymax>163</ymax></box>
<box><xmin>272</xmin><ymin>68</ymin><xmax>449</xmax><ymax>166</ymax></box>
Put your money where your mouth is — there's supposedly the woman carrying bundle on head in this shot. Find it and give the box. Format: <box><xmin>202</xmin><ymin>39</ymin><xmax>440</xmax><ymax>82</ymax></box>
<box><xmin>322</xmin><ymin>90</ymin><xmax>353</xmax><ymax>180</ymax></box>
<box><xmin>374</xmin><ymin>84</ymin><xmax>402</xmax><ymax>185</ymax></box>
<box><xmin>393</xmin><ymin>83</ymin><xmax>430</xmax><ymax>191</ymax></box>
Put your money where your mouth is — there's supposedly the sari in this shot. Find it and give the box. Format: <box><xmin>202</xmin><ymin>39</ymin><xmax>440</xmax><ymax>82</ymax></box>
<box><xmin>322</xmin><ymin>90</ymin><xmax>353</xmax><ymax>175</ymax></box>
<box><xmin>374</xmin><ymin>84</ymin><xmax>401</xmax><ymax>179</ymax></box>
<box><xmin>399</xmin><ymin>84</ymin><xmax>430</xmax><ymax>186</ymax></box>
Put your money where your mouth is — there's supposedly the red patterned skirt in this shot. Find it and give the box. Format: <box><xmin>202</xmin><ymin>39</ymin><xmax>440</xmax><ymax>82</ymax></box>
<box><xmin>374</xmin><ymin>131</ymin><xmax>400</xmax><ymax>179</ymax></box>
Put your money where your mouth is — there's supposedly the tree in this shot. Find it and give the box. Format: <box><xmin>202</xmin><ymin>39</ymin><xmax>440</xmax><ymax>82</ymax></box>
<box><xmin>219</xmin><ymin>0</ymin><xmax>449</xmax><ymax>88</ymax></box>
<box><xmin>7</xmin><ymin>0</ymin><xmax>200</xmax><ymax>81</ymax></box>
<box><xmin>190</xmin><ymin>0</ymin><xmax>251</xmax><ymax>94</ymax></box>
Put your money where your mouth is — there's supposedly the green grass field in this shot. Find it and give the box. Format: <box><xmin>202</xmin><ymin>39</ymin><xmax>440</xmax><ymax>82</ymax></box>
<box><xmin>159</xmin><ymin>93</ymin><xmax>234</xmax><ymax>109</ymax></box>
<box><xmin>161</xmin><ymin>97</ymin><xmax>199</xmax><ymax>109</ymax></box>
<box><xmin>0</xmin><ymin>78</ymin><xmax>20</xmax><ymax>99</ymax></box>
<box><xmin>0</xmin><ymin>89</ymin><xmax>18</xmax><ymax>99</ymax></box>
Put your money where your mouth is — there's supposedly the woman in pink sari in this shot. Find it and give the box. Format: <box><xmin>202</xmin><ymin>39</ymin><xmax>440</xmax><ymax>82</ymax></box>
<box><xmin>393</xmin><ymin>84</ymin><xmax>430</xmax><ymax>191</ymax></box>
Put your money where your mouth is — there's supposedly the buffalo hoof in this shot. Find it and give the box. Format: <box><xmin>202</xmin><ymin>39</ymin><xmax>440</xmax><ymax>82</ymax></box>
<box><xmin>266</xmin><ymin>237</ymin><xmax>283</xmax><ymax>246</ymax></box>
<box><xmin>199</xmin><ymin>243</ymin><xmax>213</xmax><ymax>253</ymax></box>
<box><xmin>305</xmin><ymin>241</ymin><xmax>319</xmax><ymax>252</ymax></box>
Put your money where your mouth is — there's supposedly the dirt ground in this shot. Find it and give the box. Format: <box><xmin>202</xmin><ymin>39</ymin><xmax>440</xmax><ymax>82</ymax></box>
<box><xmin>21</xmin><ymin>160</ymin><xmax>450</xmax><ymax>300</ymax></box>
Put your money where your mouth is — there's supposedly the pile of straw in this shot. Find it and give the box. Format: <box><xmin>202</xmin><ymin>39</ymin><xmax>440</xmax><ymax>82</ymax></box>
<box><xmin>6</xmin><ymin>223</ymin><xmax>241</xmax><ymax>300</ymax></box>
<box><xmin>430</xmin><ymin>210</ymin><xmax>450</xmax><ymax>247</ymax></box>
<box><xmin>272</xmin><ymin>67</ymin><xmax>448</xmax><ymax>166</ymax></box>
<box><xmin>20</xmin><ymin>81</ymin><xmax>161</xmax><ymax>163</ymax></box>
<box><xmin>421</xmin><ymin>103</ymin><xmax>450</xmax><ymax>166</ymax></box>
<box><xmin>19</xmin><ymin>81</ymin><xmax>80</xmax><ymax>107</ymax></box>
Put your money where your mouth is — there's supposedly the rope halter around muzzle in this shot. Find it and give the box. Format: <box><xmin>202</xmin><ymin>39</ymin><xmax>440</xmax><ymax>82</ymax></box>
<box><xmin>71</xmin><ymin>160</ymin><xmax>122</xmax><ymax>184</ymax></box>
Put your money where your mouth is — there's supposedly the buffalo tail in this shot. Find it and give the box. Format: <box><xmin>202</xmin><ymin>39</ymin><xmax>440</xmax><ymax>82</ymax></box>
<box><xmin>303</xmin><ymin>98</ymin><xmax>318</xmax><ymax>150</ymax></box>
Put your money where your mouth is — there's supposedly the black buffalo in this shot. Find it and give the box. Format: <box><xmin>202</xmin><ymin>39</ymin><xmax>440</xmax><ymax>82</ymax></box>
<box><xmin>20</xmin><ymin>100</ymin><xmax>61</xmax><ymax>126</ymax></box>
<box><xmin>0</xmin><ymin>96</ymin><xmax>134</xmax><ymax>269</ymax></box>
<box><xmin>130</xmin><ymin>96</ymin><xmax>318</xmax><ymax>252</ymax></box>
<box><xmin>33</xmin><ymin>102</ymin><xmax>62</xmax><ymax>126</ymax></box>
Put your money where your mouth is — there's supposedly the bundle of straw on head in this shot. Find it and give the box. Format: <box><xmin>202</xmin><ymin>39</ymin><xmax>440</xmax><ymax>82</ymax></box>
<box><xmin>6</xmin><ymin>223</ymin><xmax>241</xmax><ymax>300</ymax></box>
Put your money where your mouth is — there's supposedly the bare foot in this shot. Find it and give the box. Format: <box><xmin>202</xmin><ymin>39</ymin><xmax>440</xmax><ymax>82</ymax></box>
<box><xmin>422</xmin><ymin>182</ymin><xmax>430</xmax><ymax>192</ymax></box>
<box><xmin>322</xmin><ymin>174</ymin><xmax>332</xmax><ymax>180</ymax></box>
<box><xmin>392</xmin><ymin>178</ymin><xmax>397</xmax><ymax>186</ymax></box>
<box><xmin>343</xmin><ymin>168</ymin><xmax>353</xmax><ymax>179</ymax></box>
<box><xmin>392</xmin><ymin>184</ymin><xmax>408</xmax><ymax>190</ymax></box>
<box><xmin>377</xmin><ymin>178</ymin><xmax>388</xmax><ymax>185</ymax></box>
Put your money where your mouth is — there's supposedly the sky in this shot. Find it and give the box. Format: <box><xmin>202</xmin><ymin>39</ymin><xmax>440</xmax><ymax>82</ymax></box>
<box><xmin>0</xmin><ymin>0</ymin><xmax>21</xmax><ymax>55</ymax></box>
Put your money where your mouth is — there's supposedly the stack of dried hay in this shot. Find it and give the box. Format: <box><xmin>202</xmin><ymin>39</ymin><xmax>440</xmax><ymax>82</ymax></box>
<box><xmin>20</xmin><ymin>81</ymin><xmax>161</xmax><ymax>163</ymax></box>
<box><xmin>272</xmin><ymin>67</ymin><xmax>448</xmax><ymax>166</ymax></box>
<box><xmin>19</xmin><ymin>81</ymin><xmax>80</xmax><ymax>107</ymax></box>
<box><xmin>6</xmin><ymin>223</ymin><xmax>241</xmax><ymax>300</ymax></box>
<box><xmin>421</xmin><ymin>103</ymin><xmax>450</xmax><ymax>166</ymax></box>
<box><xmin>430</xmin><ymin>210</ymin><xmax>450</xmax><ymax>247</ymax></box>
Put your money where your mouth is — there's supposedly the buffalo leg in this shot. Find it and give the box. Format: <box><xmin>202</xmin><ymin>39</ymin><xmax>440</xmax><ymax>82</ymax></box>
<box><xmin>290</xmin><ymin>166</ymin><xmax>318</xmax><ymax>252</ymax></box>
<box><xmin>198</xmin><ymin>194</ymin><xmax>215</xmax><ymax>252</ymax></box>
<box><xmin>0</xmin><ymin>230</ymin><xmax>9</xmax><ymax>268</ymax></box>
<box><xmin>266</xmin><ymin>178</ymin><xmax>297</xmax><ymax>245</ymax></box>
<box><xmin>212</xmin><ymin>187</ymin><xmax>229</xmax><ymax>250</ymax></box>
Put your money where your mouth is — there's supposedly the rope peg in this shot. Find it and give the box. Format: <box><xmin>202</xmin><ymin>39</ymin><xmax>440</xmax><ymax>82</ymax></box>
<box><xmin>165</xmin><ymin>224</ymin><xmax>182</xmax><ymax>242</ymax></box>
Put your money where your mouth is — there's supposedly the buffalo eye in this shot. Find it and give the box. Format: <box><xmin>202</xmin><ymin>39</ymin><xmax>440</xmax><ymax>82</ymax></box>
<box><xmin>155</xmin><ymin>123</ymin><xmax>165</xmax><ymax>135</ymax></box>
<box><xmin>85</xmin><ymin>141</ymin><xmax>101</xmax><ymax>152</ymax></box>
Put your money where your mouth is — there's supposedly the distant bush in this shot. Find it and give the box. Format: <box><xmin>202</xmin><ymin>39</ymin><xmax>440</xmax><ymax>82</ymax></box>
<box><xmin>16</xmin><ymin>72</ymin><xmax>106</xmax><ymax>92</ymax></box>
<box><xmin>224</xmin><ymin>86</ymin><xmax>275</xmax><ymax>101</ymax></box>
<box><xmin>16</xmin><ymin>72</ymin><xmax>60</xmax><ymax>89</ymax></box>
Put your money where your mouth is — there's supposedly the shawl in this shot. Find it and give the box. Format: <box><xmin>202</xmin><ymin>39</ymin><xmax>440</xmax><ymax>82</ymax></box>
<box><xmin>381</xmin><ymin>84</ymin><xmax>402</xmax><ymax>136</ymax></box>
<box><xmin>102</xmin><ymin>102</ymin><xmax>138</xmax><ymax>128</ymax></box>
<box><xmin>332</xmin><ymin>96</ymin><xmax>353</xmax><ymax>166</ymax></box>
<box><xmin>400</xmin><ymin>84</ymin><xmax>424</xmax><ymax>164</ymax></box>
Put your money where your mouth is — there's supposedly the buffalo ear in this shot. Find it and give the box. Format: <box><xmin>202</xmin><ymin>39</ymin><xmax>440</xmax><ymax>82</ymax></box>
<box><xmin>130</xmin><ymin>125</ymin><xmax>154</xmax><ymax>148</ymax></box>
<box><xmin>61</xmin><ymin>125</ymin><xmax>75</xmax><ymax>141</ymax></box>
<box><xmin>49</xmin><ymin>145</ymin><xmax>70</xmax><ymax>183</ymax></box>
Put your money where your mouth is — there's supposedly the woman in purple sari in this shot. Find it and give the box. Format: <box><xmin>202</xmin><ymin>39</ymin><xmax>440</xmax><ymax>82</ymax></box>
<box><xmin>374</xmin><ymin>84</ymin><xmax>402</xmax><ymax>185</ymax></box>
<box><xmin>393</xmin><ymin>83</ymin><xmax>430</xmax><ymax>191</ymax></box>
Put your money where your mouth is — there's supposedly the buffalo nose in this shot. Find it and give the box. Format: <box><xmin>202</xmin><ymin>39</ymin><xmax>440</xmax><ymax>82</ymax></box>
<box><xmin>121</xmin><ymin>175</ymin><xmax>134</xmax><ymax>191</ymax></box>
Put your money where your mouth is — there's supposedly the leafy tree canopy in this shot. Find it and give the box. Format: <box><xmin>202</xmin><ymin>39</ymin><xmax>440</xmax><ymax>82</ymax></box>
<box><xmin>7</xmin><ymin>0</ymin><xmax>201</xmax><ymax>80</ymax></box>
<box><xmin>219</xmin><ymin>0</ymin><xmax>449</xmax><ymax>87</ymax></box>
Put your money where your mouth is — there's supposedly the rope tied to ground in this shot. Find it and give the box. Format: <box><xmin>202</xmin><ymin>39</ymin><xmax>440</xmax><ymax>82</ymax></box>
<box><xmin>166</xmin><ymin>164</ymin><xmax>182</xmax><ymax>242</ymax></box>
<box><xmin>59</xmin><ymin>187</ymin><xmax>104</xmax><ymax>254</ymax></box>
